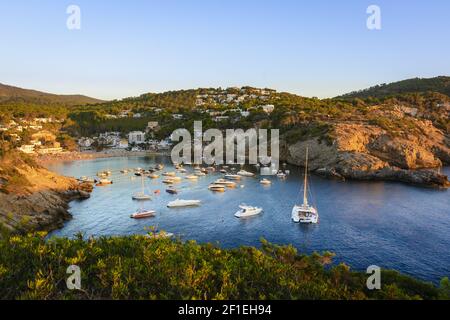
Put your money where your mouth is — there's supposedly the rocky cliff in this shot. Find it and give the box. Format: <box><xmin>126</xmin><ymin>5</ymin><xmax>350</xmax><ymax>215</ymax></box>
<box><xmin>283</xmin><ymin>119</ymin><xmax>450</xmax><ymax>188</ymax></box>
<box><xmin>0</xmin><ymin>164</ymin><xmax>92</xmax><ymax>236</ymax></box>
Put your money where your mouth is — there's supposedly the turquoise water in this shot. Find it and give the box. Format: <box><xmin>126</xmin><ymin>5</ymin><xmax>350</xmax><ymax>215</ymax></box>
<box><xmin>48</xmin><ymin>156</ymin><xmax>450</xmax><ymax>283</ymax></box>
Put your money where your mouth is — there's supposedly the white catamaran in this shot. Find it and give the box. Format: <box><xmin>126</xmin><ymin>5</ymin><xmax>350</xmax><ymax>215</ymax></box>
<box><xmin>291</xmin><ymin>147</ymin><xmax>319</xmax><ymax>224</ymax></box>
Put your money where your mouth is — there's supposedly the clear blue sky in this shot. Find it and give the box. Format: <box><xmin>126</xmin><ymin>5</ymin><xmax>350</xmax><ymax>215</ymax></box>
<box><xmin>1</xmin><ymin>0</ymin><xmax>449</xmax><ymax>100</ymax></box>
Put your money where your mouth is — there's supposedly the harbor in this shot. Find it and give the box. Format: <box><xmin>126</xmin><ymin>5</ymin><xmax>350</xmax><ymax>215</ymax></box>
<box><xmin>46</xmin><ymin>155</ymin><xmax>450</xmax><ymax>284</ymax></box>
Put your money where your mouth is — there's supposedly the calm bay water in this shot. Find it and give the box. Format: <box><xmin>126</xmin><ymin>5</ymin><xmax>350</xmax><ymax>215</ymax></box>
<box><xmin>48</xmin><ymin>156</ymin><xmax>450</xmax><ymax>283</ymax></box>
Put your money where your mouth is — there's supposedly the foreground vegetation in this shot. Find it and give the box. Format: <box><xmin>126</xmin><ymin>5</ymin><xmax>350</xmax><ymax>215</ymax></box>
<box><xmin>0</xmin><ymin>232</ymin><xmax>449</xmax><ymax>300</ymax></box>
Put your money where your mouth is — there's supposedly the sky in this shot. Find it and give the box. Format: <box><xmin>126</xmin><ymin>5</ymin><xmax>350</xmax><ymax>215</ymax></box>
<box><xmin>0</xmin><ymin>0</ymin><xmax>449</xmax><ymax>100</ymax></box>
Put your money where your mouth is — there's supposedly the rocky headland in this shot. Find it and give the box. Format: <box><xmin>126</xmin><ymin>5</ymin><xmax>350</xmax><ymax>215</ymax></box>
<box><xmin>283</xmin><ymin>119</ymin><xmax>450</xmax><ymax>188</ymax></box>
<box><xmin>0</xmin><ymin>159</ymin><xmax>92</xmax><ymax>236</ymax></box>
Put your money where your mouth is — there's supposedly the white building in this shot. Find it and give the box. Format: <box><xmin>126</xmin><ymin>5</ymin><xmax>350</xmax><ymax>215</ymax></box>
<box><xmin>240</xmin><ymin>110</ymin><xmax>250</xmax><ymax>117</ymax></box>
<box><xmin>78</xmin><ymin>137</ymin><xmax>94</xmax><ymax>149</ymax></box>
<box><xmin>172</xmin><ymin>114</ymin><xmax>184</xmax><ymax>120</ymax></box>
<box><xmin>213</xmin><ymin>116</ymin><xmax>229</xmax><ymax>122</ymax></box>
<box><xmin>128</xmin><ymin>131</ymin><xmax>146</xmax><ymax>145</ymax></box>
<box><xmin>147</xmin><ymin>121</ymin><xmax>159</xmax><ymax>131</ymax></box>
<box><xmin>260</xmin><ymin>104</ymin><xmax>275</xmax><ymax>113</ymax></box>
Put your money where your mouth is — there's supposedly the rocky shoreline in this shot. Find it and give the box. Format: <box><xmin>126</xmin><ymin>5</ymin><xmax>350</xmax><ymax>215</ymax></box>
<box><xmin>0</xmin><ymin>165</ymin><xmax>93</xmax><ymax>236</ymax></box>
<box><xmin>283</xmin><ymin>121</ymin><xmax>450</xmax><ymax>188</ymax></box>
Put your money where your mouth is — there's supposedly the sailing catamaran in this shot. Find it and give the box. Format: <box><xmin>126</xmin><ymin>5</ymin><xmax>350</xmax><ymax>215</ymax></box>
<box><xmin>291</xmin><ymin>147</ymin><xmax>319</xmax><ymax>224</ymax></box>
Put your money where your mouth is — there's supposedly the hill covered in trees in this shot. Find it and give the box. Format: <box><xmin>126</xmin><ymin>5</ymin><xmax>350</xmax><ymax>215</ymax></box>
<box><xmin>337</xmin><ymin>76</ymin><xmax>450</xmax><ymax>99</ymax></box>
<box><xmin>0</xmin><ymin>83</ymin><xmax>103</xmax><ymax>108</ymax></box>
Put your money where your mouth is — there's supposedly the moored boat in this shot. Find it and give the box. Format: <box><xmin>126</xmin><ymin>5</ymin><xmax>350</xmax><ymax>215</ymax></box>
<box><xmin>208</xmin><ymin>184</ymin><xmax>226</xmax><ymax>192</ymax></box>
<box><xmin>166</xmin><ymin>187</ymin><xmax>178</xmax><ymax>195</ymax></box>
<box><xmin>130</xmin><ymin>209</ymin><xmax>156</xmax><ymax>219</ymax></box>
<box><xmin>237</xmin><ymin>170</ymin><xmax>255</xmax><ymax>177</ymax></box>
<box><xmin>224</xmin><ymin>174</ymin><xmax>241</xmax><ymax>180</ymax></box>
<box><xmin>97</xmin><ymin>178</ymin><xmax>113</xmax><ymax>186</ymax></box>
<box><xmin>167</xmin><ymin>199</ymin><xmax>201</xmax><ymax>208</ymax></box>
<box><xmin>132</xmin><ymin>176</ymin><xmax>152</xmax><ymax>200</ymax></box>
<box><xmin>291</xmin><ymin>147</ymin><xmax>319</xmax><ymax>224</ymax></box>
<box><xmin>234</xmin><ymin>205</ymin><xmax>263</xmax><ymax>218</ymax></box>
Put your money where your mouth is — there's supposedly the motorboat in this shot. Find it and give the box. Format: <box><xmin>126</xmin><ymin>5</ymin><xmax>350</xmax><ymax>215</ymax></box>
<box><xmin>214</xmin><ymin>179</ymin><xmax>237</xmax><ymax>188</ymax></box>
<box><xmin>234</xmin><ymin>205</ymin><xmax>263</xmax><ymax>218</ymax></box>
<box><xmin>260</xmin><ymin>178</ymin><xmax>272</xmax><ymax>185</ymax></box>
<box><xmin>224</xmin><ymin>174</ymin><xmax>241</xmax><ymax>180</ymax></box>
<box><xmin>148</xmin><ymin>173</ymin><xmax>159</xmax><ymax>179</ymax></box>
<box><xmin>237</xmin><ymin>170</ymin><xmax>255</xmax><ymax>177</ymax></box>
<box><xmin>79</xmin><ymin>176</ymin><xmax>95</xmax><ymax>183</ymax></box>
<box><xmin>185</xmin><ymin>175</ymin><xmax>198</xmax><ymax>180</ymax></box>
<box><xmin>162</xmin><ymin>178</ymin><xmax>175</xmax><ymax>184</ymax></box>
<box><xmin>167</xmin><ymin>199</ymin><xmax>201</xmax><ymax>208</ymax></box>
<box><xmin>162</xmin><ymin>171</ymin><xmax>176</xmax><ymax>177</ymax></box>
<box><xmin>97</xmin><ymin>178</ymin><xmax>113</xmax><ymax>186</ymax></box>
<box><xmin>156</xmin><ymin>164</ymin><xmax>164</xmax><ymax>170</ymax></box>
<box><xmin>195</xmin><ymin>171</ymin><xmax>206</xmax><ymax>176</ymax></box>
<box><xmin>219</xmin><ymin>169</ymin><xmax>227</xmax><ymax>173</ymax></box>
<box><xmin>208</xmin><ymin>184</ymin><xmax>226</xmax><ymax>192</ymax></box>
<box><xmin>166</xmin><ymin>187</ymin><xmax>178</xmax><ymax>195</ymax></box>
<box><xmin>130</xmin><ymin>209</ymin><xmax>156</xmax><ymax>219</ymax></box>
<box><xmin>97</xmin><ymin>171</ymin><xmax>111</xmax><ymax>178</ymax></box>
<box><xmin>291</xmin><ymin>147</ymin><xmax>319</xmax><ymax>224</ymax></box>
<box><xmin>277</xmin><ymin>171</ymin><xmax>287</xmax><ymax>179</ymax></box>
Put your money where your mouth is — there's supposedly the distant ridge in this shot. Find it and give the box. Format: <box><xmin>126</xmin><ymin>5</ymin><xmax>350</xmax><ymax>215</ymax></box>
<box><xmin>336</xmin><ymin>76</ymin><xmax>450</xmax><ymax>99</ymax></box>
<box><xmin>0</xmin><ymin>83</ymin><xmax>104</xmax><ymax>106</ymax></box>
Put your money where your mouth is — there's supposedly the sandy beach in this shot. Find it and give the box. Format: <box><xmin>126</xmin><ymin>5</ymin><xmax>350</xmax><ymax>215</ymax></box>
<box><xmin>36</xmin><ymin>149</ymin><xmax>169</xmax><ymax>166</ymax></box>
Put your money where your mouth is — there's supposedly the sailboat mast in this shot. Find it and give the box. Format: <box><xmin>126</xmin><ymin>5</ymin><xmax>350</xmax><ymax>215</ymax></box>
<box><xmin>303</xmin><ymin>147</ymin><xmax>309</xmax><ymax>206</ymax></box>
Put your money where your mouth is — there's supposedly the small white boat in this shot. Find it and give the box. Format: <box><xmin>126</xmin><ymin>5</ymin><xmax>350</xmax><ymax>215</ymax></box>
<box><xmin>219</xmin><ymin>169</ymin><xmax>227</xmax><ymax>173</ymax></box>
<box><xmin>120</xmin><ymin>169</ymin><xmax>129</xmax><ymax>174</ymax></box>
<box><xmin>260</xmin><ymin>178</ymin><xmax>272</xmax><ymax>185</ymax></box>
<box><xmin>224</xmin><ymin>174</ymin><xmax>241</xmax><ymax>180</ymax></box>
<box><xmin>234</xmin><ymin>205</ymin><xmax>263</xmax><ymax>218</ymax></box>
<box><xmin>291</xmin><ymin>147</ymin><xmax>319</xmax><ymax>224</ymax></box>
<box><xmin>185</xmin><ymin>175</ymin><xmax>199</xmax><ymax>180</ymax></box>
<box><xmin>171</xmin><ymin>176</ymin><xmax>182</xmax><ymax>182</ymax></box>
<box><xmin>178</xmin><ymin>168</ymin><xmax>187</xmax><ymax>173</ymax></box>
<box><xmin>162</xmin><ymin>178</ymin><xmax>175</xmax><ymax>184</ymax></box>
<box><xmin>237</xmin><ymin>170</ymin><xmax>255</xmax><ymax>177</ymax></box>
<box><xmin>195</xmin><ymin>171</ymin><xmax>206</xmax><ymax>176</ymax></box>
<box><xmin>277</xmin><ymin>171</ymin><xmax>287</xmax><ymax>179</ymax></box>
<box><xmin>97</xmin><ymin>178</ymin><xmax>113</xmax><ymax>185</ymax></box>
<box><xmin>130</xmin><ymin>209</ymin><xmax>156</xmax><ymax>219</ymax></box>
<box><xmin>214</xmin><ymin>179</ymin><xmax>237</xmax><ymax>188</ymax></box>
<box><xmin>162</xmin><ymin>171</ymin><xmax>176</xmax><ymax>177</ymax></box>
<box><xmin>208</xmin><ymin>184</ymin><xmax>226</xmax><ymax>192</ymax></box>
<box><xmin>167</xmin><ymin>199</ymin><xmax>201</xmax><ymax>208</ymax></box>
<box><xmin>79</xmin><ymin>176</ymin><xmax>95</xmax><ymax>183</ymax></box>
<box><xmin>146</xmin><ymin>230</ymin><xmax>174</xmax><ymax>239</ymax></box>
<box><xmin>148</xmin><ymin>173</ymin><xmax>159</xmax><ymax>179</ymax></box>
